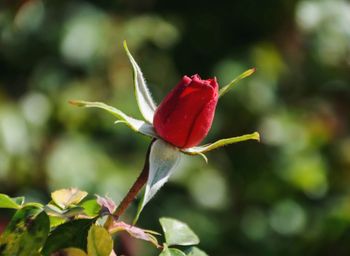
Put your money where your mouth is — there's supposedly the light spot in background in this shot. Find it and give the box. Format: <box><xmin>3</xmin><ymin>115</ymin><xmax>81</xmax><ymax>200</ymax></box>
<box><xmin>246</xmin><ymin>77</ymin><xmax>276</xmax><ymax>112</ymax></box>
<box><xmin>260</xmin><ymin>111</ymin><xmax>329</xmax><ymax>198</ymax></box>
<box><xmin>14</xmin><ymin>0</ymin><xmax>45</xmax><ymax>32</ymax></box>
<box><xmin>296</xmin><ymin>1</ymin><xmax>322</xmax><ymax>31</ymax></box>
<box><xmin>189</xmin><ymin>169</ymin><xmax>228</xmax><ymax>209</ymax></box>
<box><xmin>20</xmin><ymin>92</ymin><xmax>51</xmax><ymax>127</ymax></box>
<box><xmin>213</xmin><ymin>60</ymin><xmax>244</xmax><ymax>86</ymax></box>
<box><xmin>260</xmin><ymin>114</ymin><xmax>308</xmax><ymax>152</ymax></box>
<box><xmin>269</xmin><ymin>199</ymin><xmax>306</xmax><ymax>235</ymax></box>
<box><xmin>214</xmin><ymin>44</ymin><xmax>282</xmax><ymax>113</ymax></box>
<box><xmin>338</xmin><ymin>137</ymin><xmax>350</xmax><ymax>166</ymax></box>
<box><xmin>296</xmin><ymin>0</ymin><xmax>350</xmax><ymax>66</ymax></box>
<box><xmin>0</xmin><ymin>107</ymin><xmax>29</xmax><ymax>154</ymax></box>
<box><xmin>124</xmin><ymin>16</ymin><xmax>179</xmax><ymax>49</ymax></box>
<box><xmin>95</xmin><ymin>163</ymin><xmax>138</xmax><ymax>204</ymax></box>
<box><xmin>282</xmin><ymin>153</ymin><xmax>328</xmax><ymax>198</ymax></box>
<box><xmin>260</xmin><ymin>116</ymin><xmax>288</xmax><ymax>146</ymax></box>
<box><xmin>251</xmin><ymin>44</ymin><xmax>286</xmax><ymax>81</ymax></box>
<box><xmin>29</xmin><ymin>62</ymin><xmax>69</xmax><ymax>94</ymax></box>
<box><xmin>0</xmin><ymin>151</ymin><xmax>10</xmax><ymax>179</ymax></box>
<box><xmin>241</xmin><ymin>207</ymin><xmax>268</xmax><ymax>240</ymax></box>
<box><xmin>329</xmin><ymin>195</ymin><xmax>350</xmax><ymax>222</ymax></box>
<box><xmin>46</xmin><ymin>136</ymin><xmax>98</xmax><ymax>190</ymax></box>
<box><xmin>46</xmin><ymin>134</ymin><xmax>134</xmax><ymax>200</ymax></box>
<box><xmin>60</xmin><ymin>5</ymin><xmax>109</xmax><ymax>66</ymax></box>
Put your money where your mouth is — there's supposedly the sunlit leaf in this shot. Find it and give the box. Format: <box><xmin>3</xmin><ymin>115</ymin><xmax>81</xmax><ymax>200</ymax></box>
<box><xmin>182</xmin><ymin>132</ymin><xmax>260</xmax><ymax>156</ymax></box>
<box><xmin>135</xmin><ymin>140</ymin><xmax>181</xmax><ymax>222</ymax></box>
<box><xmin>12</xmin><ymin>197</ymin><xmax>25</xmax><ymax>206</ymax></box>
<box><xmin>159</xmin><ymin>218</ymin><xmax>199</xmax><ymax>246</ymax></box>
<box><xmin>159</xmin><ymin>245</ymin><xmax>186</xmax><ymax>256</ymax></box>
<box><xmin>0</xmin><ymin>206</ymin><xmax>49</xmax><ymax>256</ymax></box>
<box><xmin>124</xmin><ymin>41</ymin><xmax>157</xmax><ymax>124</ymax></box>
<box><xmin>0</xmin><ymin>194</ymin><xmax>22</xmax><ymax>209</ymax></box>
<box><xmin>51</xmin><ymin>188</ymin><xmax>88</xmax><ymax>209</ymax></box>
<box><xmin>69</xmin><ymin>100</ymin><xmax>157</xmax><ymax>137</ymax></box>
<box><xmin>87</xmin><ymin>224</ymin><xmax>113</xmax><ymax>256</ymax></box>
<box><xmin>108</xmin><ymin>221</ymin><xmax>160</xmax><ymax>247</ymax></box>
<box><xmin>185</xmin><ymin>247</ymin><xmax>209</xmax><ymax>256</ymax></box>
<box><xmin>81</xmin><ymin>199</ymin><xmax>101</xmax><ymax>218</ymax></box>
<box><xmin>42</xmin><ymin>219</ymin><xmax>94</xmax><ymax>255</ymax></box>
<box><xmin>219</xmin><ymin>67</ymin><xmax>256</xmax><ymax>98</ymax></box>
<box><xmin>49</xmin><ymin>216</ymin><xmax>66</xmax><ymax>228</ymax></box>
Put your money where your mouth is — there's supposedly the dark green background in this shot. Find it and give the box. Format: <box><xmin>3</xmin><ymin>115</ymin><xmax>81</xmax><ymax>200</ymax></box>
<box><xmin>1</xmin><ymin>0</ymin><xmax>350</xmax><ymax>255</ymax></box>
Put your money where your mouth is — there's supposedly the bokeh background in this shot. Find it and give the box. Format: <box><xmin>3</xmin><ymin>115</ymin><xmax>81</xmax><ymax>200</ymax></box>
<box><xmin>1</xmin><ymin>0</ymin><xmax>350</xmax><ymax>255</ymax></box>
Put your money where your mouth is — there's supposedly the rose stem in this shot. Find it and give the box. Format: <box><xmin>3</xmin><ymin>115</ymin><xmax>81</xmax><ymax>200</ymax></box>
<box><xmin>105</xmin><ymin>139</ymin><xmax>155</xmax><ymax>229</ymax></box>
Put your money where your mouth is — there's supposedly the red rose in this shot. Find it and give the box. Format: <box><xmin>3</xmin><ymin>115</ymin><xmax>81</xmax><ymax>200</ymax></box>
<box><xmin>153</xmin><ymin>74</ymin><xmax>219</xmax><ymax>148</ymax></box>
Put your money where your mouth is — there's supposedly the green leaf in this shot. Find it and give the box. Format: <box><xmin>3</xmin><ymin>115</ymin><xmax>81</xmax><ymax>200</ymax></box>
<box><xmin>159</xmin><ymin>218</ymin><xmax>199</xmax><ymax>246</ymax></box>
<box><xmin>135</xmin><ymin>140</ymin><xmax>181</xmax><ymax>222</ymax></box>
<box><xmin>185</xmin><ymin>247</ymin><xmax>209</xmax><ymax>256</ymax></box>
<box><xmin>51</xmin><ymin>188</ymin><xmax>88</xmax><ymax>209</ymax></box>
<box><xmin>49</xmin><ymin>216</ymin><xmax>66</xmax><ymax>228</ymax></box>
<box><xmin>0</xmin><ymin>206</ymin><xmax>50</xmax><ymax>256</ymax></box>
<box><xmin>124</xmin><ymin>41</ymin><xmax>157</xmax><ymax>124</ymax></box>
<box><xmin>159</xmin><ymin>245</ymin><xmax>187</xmax><ymax>256</ymax></box>
<box><xmin>69</xmin><ymin>100</ymin><xmax>157</xmax><ymax>138</ymax></box>
<box><xmin>87</xmin><ymin>224</ymin><xmax>113</xmax><ymax>256</ymax></box>
<box><xmin>108</xmin><ymin>221</ymin><xmax>160</xmax><ymax>247</ymax></box>
<box><xmin>81</xmin><ymin>199</ymin><xmax>102</xmax><ymax>217</ymax></box>
<box><xmin>0</xmin><ymin>193</ymin><xmax>22</xmax><ymax>209</ymax></box>
<box><xmin>12</xmin><ymin>196</ymin><xmax>25</xmax><ymax>206</ymax></box>
<box><xmin>218</xmin><ymin>67</ymin><xmax>256</xmax><ymax>98</ymax></box>
<box><xmin>42</xmin><ymin>219</ymin><xmax>94</xmax><ymax>255</ymax></box>
<box><xmin>54</xmin><ymin>248</ymin><xmax>87</xmax><ymax>256</ymax></box>
<box><xmin>182</xmin><ymin>132</ymin><xmax>260</xmax><ymax>156</ymax></box>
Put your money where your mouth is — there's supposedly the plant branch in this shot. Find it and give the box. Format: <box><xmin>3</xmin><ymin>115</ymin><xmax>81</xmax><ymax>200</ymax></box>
<box><xmin>105</xmin><ymin>139</ymin><xmax>154</xmax><ymax>229</ymax></box>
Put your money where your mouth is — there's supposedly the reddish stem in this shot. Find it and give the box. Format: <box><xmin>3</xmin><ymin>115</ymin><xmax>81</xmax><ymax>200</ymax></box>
<box><xmin>105</xmin><ymin>140</ymin><xmax>154</xmax><ymax>228</ymax></box>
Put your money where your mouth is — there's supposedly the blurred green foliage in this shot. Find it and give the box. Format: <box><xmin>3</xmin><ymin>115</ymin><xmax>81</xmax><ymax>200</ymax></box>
<box><xmin>0</xmin><ymin>0</ymin><xmax>350</xmax><ymax>255</ymax></box>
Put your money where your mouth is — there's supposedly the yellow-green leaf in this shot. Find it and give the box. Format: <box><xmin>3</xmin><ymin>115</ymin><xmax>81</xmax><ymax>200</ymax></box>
<box><xmin>159</xmin><ymin>218</ymin><xmax>199</xmax><ymax>246</ymax></box>
<box><xmin>0</xmin><ymin>194</ymin><xmax>22</xmax><ymax>209</ymax></box>
<box><xmin>51</xmin><ymin>188</ymin><xmax>88</xmax><ymax>209</ymax></box>
<box><xmin>87</xmin><ymin>224</ymin><xmax>113</xmax><ymax>256</ymax></box>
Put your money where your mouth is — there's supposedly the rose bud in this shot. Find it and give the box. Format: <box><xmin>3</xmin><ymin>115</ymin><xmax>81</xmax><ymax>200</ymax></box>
<box><xmin>153</xmin><ymin>74</ymin><xmax>219</xmax><ymax>149</ymax></box>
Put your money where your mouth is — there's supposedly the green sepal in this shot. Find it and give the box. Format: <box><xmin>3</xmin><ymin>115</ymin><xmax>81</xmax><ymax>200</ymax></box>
<box><xmin>219</xmin><ymin>68</ymin><xmax>256</xmax><ymax>98</ymax></box>
<box><xmin>124</xmin><ymin>40</ymin><xmax>157</xmax><ymax>124</ymax></box>
<box><xmin>69</xmin><ymin>100</ymin><xmax>157</xmax><ymax>137</ymax></box>
<box><xmin>182</xmin><ymin>132</ymin><xmax>260</xmax><ymax>157</ymax></box>
<box><xmin>134</xmin><ymin>140</ymin><xmax>181</xmax><ymax>223</ymax></box>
